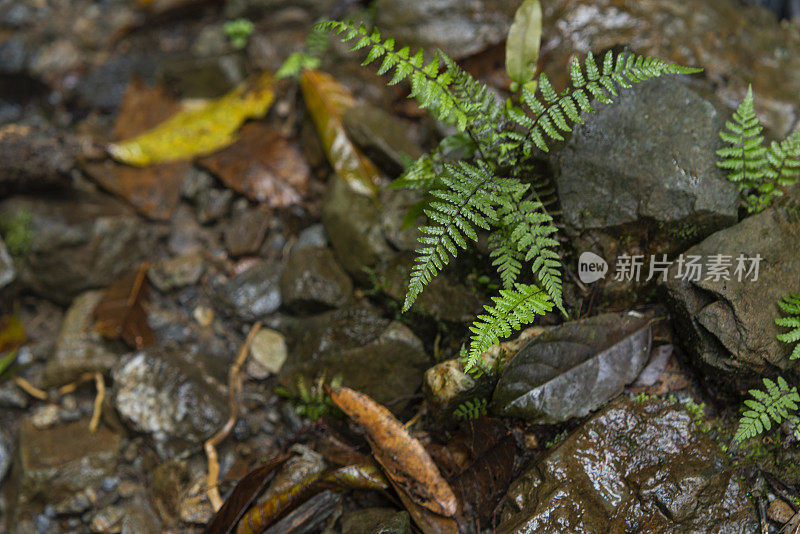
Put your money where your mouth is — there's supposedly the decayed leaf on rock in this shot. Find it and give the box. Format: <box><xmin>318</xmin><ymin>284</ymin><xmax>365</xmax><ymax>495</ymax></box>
<box><xmin>108</xmin><ymin>72</ymin><xmax>275</xmax><ymax>166</ymax></box>
<box><xmin>92</xmin><ymin>262</ymin><xmax>155</xmax><ymax>350</ymax></box>
<box><xmin>327</xmin><ymin>385</ymin><xmax>458</xmax><ymax>518</ymax></box>
<box><xmin>300</xmin><ymin>69</ymin><xmax>381</xmax><ymax>198</ymax></box>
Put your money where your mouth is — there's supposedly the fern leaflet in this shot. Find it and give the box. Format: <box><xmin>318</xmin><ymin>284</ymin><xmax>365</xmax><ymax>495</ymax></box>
<box><xmin>464</xmin><ymin>283</ymin><xmax>553</xmax><ymax>372</ymax></box>
<box><xmin>776</xmin><ymin>292</ymin><xmax>800</xmax><ymax>360</ymax></box>
<box><xmin>454</xmin><ymin>397</ymin><xmax>488</xmax><ymax>421</ymax></box>
<box><xmin>734</xmin><ymin>376</ymin><xmax>799</xmax><ymax>442</ymax></box>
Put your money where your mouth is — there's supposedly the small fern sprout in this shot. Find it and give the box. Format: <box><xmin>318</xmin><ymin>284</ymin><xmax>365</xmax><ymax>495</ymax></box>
<box><xmin>735</xmin><ymin>377</ymin><xmax>799</xmax><ymax>443</ymax></box>
<box><xmin>454</xmin><ymin>397</ymin><xmax>488</xmax><ymax>421</ymax></box>
<box><xmin>776</xmin><ymin>292</ymin><xmax>800</xmax><ymax>360</ymax></box>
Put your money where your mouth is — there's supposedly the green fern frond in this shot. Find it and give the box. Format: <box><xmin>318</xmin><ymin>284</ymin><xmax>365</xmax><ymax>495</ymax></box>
<box><xmin>716</xmin><ymin>85</ymin><xmax>767</xmax><ymax>188</ymax></box>
<box><xmin>777</xmin><ymin>292</ymin><xmax>800</xmax><ymax>359</ymax></box>
<box><xmin>464</xmin><ymin>283</ymin><xmax>553</xmax><ymax>372</ymax></box>
<box><xmin>405</xmin><ymin>161</ymin><xmax>499</xmax><ymax>311</ymax></box>
<box><xmin>510</xmin><ymin>51</ymin><xmax>701</xmax><ymax>154</ymax></box>
<box><xmin>489</xmin><ymin>230</ymin><xmax>524</xmax><ymax>288</ymax></box>
<box><xmin>454</xmin><ymin>397</ymin><xmax>488</xmax><ymax>421</ymax></box>
<box><xmin>735</xmin><ymin>376</ymin><xmax>799</xmax><ymax>442</ymax></box>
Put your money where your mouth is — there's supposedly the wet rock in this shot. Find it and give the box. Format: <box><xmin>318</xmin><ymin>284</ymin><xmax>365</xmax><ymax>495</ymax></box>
<box><xmin>542</xmin><ymin>0</ymin><xmax>800</xmax><ymax>137</ymax></box>
<box><xmin>379</xmin><ymin>189</ymin><xmax>425</xmax><ymax>253</ymax></box>
<box><xmin>90</xmin><ymin>504</ymin><xmax>126</xmax><ymax>533</ymax></box>
<box><xmin>280</xmin><ymin>246</ymin><xmax>353</xmax><ymax>313</ymax></box>
<box><xmin>248</xmin><ymin>328</ymin><xmax>288</xmax><ymax>378</ymax></box>
<box><xmin>217</xmin><ymin>259</ymin><xmax>283</xmax><ymax>320</ymax></box>
<box><xmin>157</xmin><ymin>54</ymin><xmax>245</xmax><ymax>99</ymax></box>
<box><xmin>424</xmin><ymin>328</ymin><xmax>545</xmax><ymax>422</ymax></box>
<box><xmin>341</xmin><ymin>507</ymin><xmax>411</xmax><ymax>534</ymax></box>
<box><xmin>554</xmin><ymin>78</ymin><xmax>738</xmax><ymax>304</ymax></box>
<box><xmin>11</xmin><ymin>418</ymin><xmax>120</xmax><ymax>525</ymax></box>
<box><xmin>223</xmin><ymin>0</ymin><xmax>338</xmax><ymax>21</ymax></box>
<box><xmin>321</xmin><ymin>176</ymin><xmax>393</xmax><ymax>281</ymax></box>
<box><xmin>294</xmin><ymin>224</ymin><xmax>328</xmax><ymax>250</ymax></box>
<box><xmin>0</xmin><ymin>124</ymin><xmax>75</xmax><ymax>196</ymax></box>
<box><xmin>168</xmin><ymin>204</ymin><xmax>205</xmax><ymax>256</ymax></box>
<box><xmin>222</xmin><ymin>203</ymin><xmax>270</xmax><ymax>257</ymax></box>
<box><xmin>120</xmin><ymin>502</ymin><xmax>162</xmax><ymax>534</ymax></box>
<box><xmin>0</xmin><ymin>418</ymin><xmax>13</xmax><ymax>483</ymax></box>
<box><xmin>343</xmin><ymin>104</ymin><xmax>424</xmax><ymax>176</ymax></box>
<box><xmin>112</xmin><ymin>349</ymin><xmax>227</xmax><ymax>454</ymax></box>
<box><xmin>43</xmin><ymin>290</ymin><xmax>121</xmax><ymax>387</ymax></box>
<box><xmin>278</xmin><ymin>306</ymin><xmax>429</xmax><ymax>407</ymax></box>
<box><xmin>0</xmin><ymin>236</ymin><xmax>14</xmax><ymax>289</ymax></box>
<box><xmin>181</xmin><ymin>168</ymin><xmax>214</xmax><ymax>202</ymax></box>
<box><xmin>378</xmin><ymin>253</ymin><xmax>484</xmax><ymax>323</ymax></box>
<box><xmin>664</xmin><ymin>204</ymin><xmax>800</xmax><ymax>389</ymax></box>
<box><xmin>0</xmin><ymin>194</ymin><xmax>152</xmax><ymax>304</ymax></box>
<box><xmin>147</xmin><ymin>253</ymin><xmax>205</xmax><ymax>293</ymax></box>
<box><xmin>498</xmin><ymin>397</ymin><xmax>758</xmax><ymax>533</ymax></box>
<box><xmin>195</xmin><ymin>187</ymin><xmax>234</xmax><ymax>225</ymax></box>
<box><xmin>374</xmin><ymin>0</ymin><xmax>518</xmax><ymax>60</ymax></box>
<box><xmin>493</xmin><ymin>312</ymin><xmax>652</xmax><ymax>422</ymax></box>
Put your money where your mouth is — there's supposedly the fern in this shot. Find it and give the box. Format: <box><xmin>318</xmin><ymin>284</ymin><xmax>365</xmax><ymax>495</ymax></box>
<box><xmin>776</xmin><ymin>292</ymin><xmax>800</xmax><ymax>360</ymax></box>
<box><xmin>717</xmin><ymin>85</ymin><xmax>800</xmax><ymax>212</ymax></box>
<box><xmin>464</xmin><ymin>283</ymin><xmax>553</xmax><ymax>372</ymax></box>
<box><xmin>454</xmin><ymin>397</ymin><xmax>488</xmax><ymax>421</ymax></box>
<box><xmin>319</xmin><ymin>18</ymin><xmax>699</xmax><ymax>370</ymax></box>
<box><xmin>734</xmin><ymin>377</ymin><xmax>799</xmax><ymax>442</ymax></box>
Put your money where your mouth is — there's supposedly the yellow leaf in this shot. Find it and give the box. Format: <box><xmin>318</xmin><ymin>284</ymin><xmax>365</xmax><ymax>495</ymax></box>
<box><xmin>300</xmin><ymin>70</ymin><xmax>381</xmax><ymax>198</ymax></box>
<box><xmin>108</xmin><ymin>72</ymin><xmax>276</xmax><ymax>167</ymax></box>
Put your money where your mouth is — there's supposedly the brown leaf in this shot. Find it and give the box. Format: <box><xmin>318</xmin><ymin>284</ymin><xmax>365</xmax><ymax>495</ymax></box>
<box><xmin>300</xmin><ymin>70</ymin><xmax>381</xmax><ymax>198</ymax></box>
<box><xmin>204</xmin><ymin>455</ymin><xmax>289</xmax><ymax>534</ymax></box>
<box><xmin>84</xmin><ymin>79</ymin><xmax>187</xmax><ymax>220</ymax></box>
<box><xmin>198</xmin><ymin>122</ymin><xmax>310</xmax><ymax>208</ymax></box>
<box><xmin>261</xmin><ymin>490</ymin><xmax>341</xmax><ymax>534</ymax></box>
<box><xmin>92</xmin><ymin>262</ymin><xmax>155</xmax><ymax>350</ymax></box>
<box><xmin>327</xmin><ymin>385</ymin><xmax>457</xmax><ymax>518</ymax></box>
<box><xmin>385</xmin><ymin>476</ymin><xmax>458</xmax><ymax>534</ymax></box>
<box><xmin>452</xmin><ymin>433</ymin><xmax>516</xmax><ymax>524</ymax></box>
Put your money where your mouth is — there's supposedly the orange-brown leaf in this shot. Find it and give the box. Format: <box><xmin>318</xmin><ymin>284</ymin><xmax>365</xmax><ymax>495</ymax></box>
<box><xmin>92</xmin><ymin>262</ymin><xmax>155</xmax><ymax>350</ymax></box>
<box><xmin>327</xmin><ymin>385</ymin><xmax>457</xmax><ymax>518</ymax></box>
<box><xmin>300</xmin><ymin>70</ymin><xmax>381</xmax><ymax>198</ymax></box>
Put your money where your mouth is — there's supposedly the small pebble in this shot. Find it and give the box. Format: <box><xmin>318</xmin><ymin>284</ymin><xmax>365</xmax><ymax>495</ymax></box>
<box><xmin>193</xmin><ymin>306</ymin><xmax>214</xmax><ymax>327</ymax></box>
<box><xmin>248</xmin><ymin>328</ymin><xmax>288</xmax><ymax>376</ymax></box>
<box><xmin>767</xmin><ymin>499</ymin><xmax>795</xmax><ymax>524</ymax></box>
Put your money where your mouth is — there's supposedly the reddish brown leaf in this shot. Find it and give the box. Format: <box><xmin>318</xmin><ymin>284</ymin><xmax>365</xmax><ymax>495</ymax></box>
<box><xmin>204</xmin><ymin>455</ymin><xmax>290</xmax><ymax>534</ymax></box>
<box><xmin>300</xmin><ymin>70</ymin><xmax>381</xmax><ymax>198</ymax></box>
<box><xmin>452</xmin><ymin>433</ymin><xmax>516</xmax><ymax>524</ymax></box>
<box><xmin>386</xmin><ymin>476</ymin><xmax>458</xmax><ymax>534</ymax></box>
<box><xmin>327</xmin><ymin>386</ymin><xmax>457</xmax><ymax>518</ymax></box>
<box><xmin>235</xmin><ymin>469</ymin><xmax>322</xmax><ymax>534</ymax></box>
<box><xmin>84</xmin><ymin>79</ymin><xmax>187</xmax><ymax>220</ymax></box>
<box><xmin>92</xmin><ymin>262</ymin><xmax>155</xmax><ymax>350</ymax></box>
<box><xmin>198</xmin><ymin>122</ymin><xmax>310</xmax><ymax>208</ymax></box>
<box><xmin>313</xmin><ymin>431</ymin><xmax>372</xmax><ymax>467</ymax></box>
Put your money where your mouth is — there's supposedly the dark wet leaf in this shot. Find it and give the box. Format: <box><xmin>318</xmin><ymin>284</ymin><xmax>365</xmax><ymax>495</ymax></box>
<box><xmin>327</xmin><ymin>385</ymin><xmax>457</xmax><ymax>517</ymax></box>
<box><xmin>204</xmin><ymin>455</ymin><xmax>289</xmax><ymax>534</ymax></box>
<box><xmin>319</xmin><ymin>463</ymin><xmax>388</xmax><ymax>491</ymax></box>
<box><xmin>92</xmin><ymin>262</ymin><xmax>155</xmax><ymax>350</ymax></box>
<box><xmin>313</xmin><ymin>432</ymin><xmax>372</xmax><ymax>467</ymax></box>
<box><xmin>261</xmin><ymin>490</ymin><xmax>341</xmax><ymax>534</ymax></box>
<box><xmin>300</xmin><ymin>69</ymin><xmax>381</xmax><ymax>198</ymax></box>
<box><xmin>493</xmin><ymin>312</ymin><xmax>654</xmax><ymax>422</ymax></box>
<box><xmin>198</xmin><ymin>122</ymin><xmax>310</xmax><ymax>208</ymax></box>
<box><xmin>385</xmin><ymin>476</ymin><xmax>458</xmax><ymax>534</ymax></box>
<box><xmin>0</xmin><ymin>311</ymin><xmax>25</xmax><ymax>353</ymax></box>
<box><xmin>452</xmin><ymin>433</ymin><xmax>516</xmax><ymax>523</ymax></box>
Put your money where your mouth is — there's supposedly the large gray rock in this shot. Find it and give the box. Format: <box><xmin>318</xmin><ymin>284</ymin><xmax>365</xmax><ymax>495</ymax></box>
<box><xmin>112</xmin><ymin>349</ymin><xmax>227</xmax><ymax>455</ymax></box>
<box><xmin>498</xmin><ymin>398</ymin><xmax>758</xmax><ymax>533</ymax></box>
<box><xmin>553</xmin><ymin>78</ymin><xmax>739</xmax><ymax>304</ymax></box>
<box><xmin>664</xmin><ymin>204</ymin><xmax>800</xmax><ymax>390</ymax></box>
<box><xmin>374</xmin><ymin>0</ymin><xmax>518</xmax><ymax>60</ymax></box>
<box><xmin>0</xmin><ymin>124</ymin><xmax>75</xmax><ymax>196</ymax></box>
<box><xmin>278</xmin><ymin>306</ymin><xmax>429</xmax><ymax>408</ymax></box>
<box><xmin>0</xmin><ymin>194</ymin><xmax>152</xmax><ymax>304</ymax></box>
<box><xmin>492</xmin><ymin>313</ymin><xmax>652</xmax><ymax>422</ymax></box>
<box><xmin>43</xmin><ymin>290</ymin><xmax>122</xmax><ymax>387</ymax></box>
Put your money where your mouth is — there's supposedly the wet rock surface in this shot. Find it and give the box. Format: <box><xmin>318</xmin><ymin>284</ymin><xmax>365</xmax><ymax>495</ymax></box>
<box><xmin>112</xmin><ymin>349</ymin><xmax>227</xmax><ymax>455</ymax></box>
<box><xmin>0</xmin><ymin>124</ymin><xmax>76</xmax><ymax>197</ymax></box>
<box><xmin>216</xmin><ymin>259</ymin><xmax>283</xmax><ymax>320</ymax></box>
<box><xmin>278</xmin><ymin>306</ymin><xmax>430</xmax><ymax>407</ymax></box>
<box><xmin>664</xmin><ymin>203</ymin><xmax>800</xmax><ymax>389</ymax></box>
<box><xmin>498</xmin><ymin>397</ymin><xmax>758</xmax><ymax>533</ymax></box>
<box><xmin>280</xmin><ymin>246</ymin><xmax>353</xmax><ymax>313</ymax></box>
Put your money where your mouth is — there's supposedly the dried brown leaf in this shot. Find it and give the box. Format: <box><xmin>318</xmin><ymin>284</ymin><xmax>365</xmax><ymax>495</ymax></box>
<box><xmin>92</xmin><ymin>262</ymin><xmax>155</xmax><ymax>349</ymax></box>
<box><xmin>327</xmin><ymin>385</ymin><xmax>457</xmax><ymax>518</ymax></box>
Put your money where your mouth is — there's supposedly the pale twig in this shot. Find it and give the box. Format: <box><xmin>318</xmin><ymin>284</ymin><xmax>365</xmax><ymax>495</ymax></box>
<box><xmin>205</xmin><ymin>321</ymin><xmax>262</xmax><ymax>511</ymax></box>
<box><xmin>13</xmin><ymin>376</ymin><xmax>48</xmax><ymax>400</ymax></box>
<box><xmin>89</xmin><ymin>373</ymin><xmax>105</xmax><ymax>432</ymax></box>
